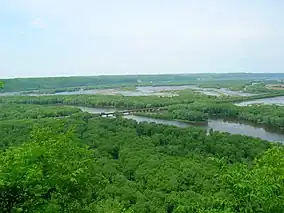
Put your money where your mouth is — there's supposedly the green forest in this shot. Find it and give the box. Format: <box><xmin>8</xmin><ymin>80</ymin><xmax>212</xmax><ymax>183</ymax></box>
<box><xmin>0</xmin><ymin>104</ymin><xmax>283</xmax><ymax>212</ymax></box>
<box><xmin>2</xmin><ymin>75</ymin><xmax>284</xmax><ymax>212</ymax></box>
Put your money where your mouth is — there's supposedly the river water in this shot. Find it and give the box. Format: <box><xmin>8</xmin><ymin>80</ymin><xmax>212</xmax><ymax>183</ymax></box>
<box><xmin>78</xmin><ymin>106</ymin><xmax>117</xmax><ymax>114</ymax></box>
<box><xmin>236</xmin><ymin>96</ymin><xmax>284</xmax><ymax>106</ymax></box>
<box><xmin>1</xmin><ymin>85</ymin><xmax>256</xmax><ymax>97</ymax></box>
<box><xmin>76</xmin><ymin>106</ymin><xmax>284</xmax><ymax>143</ymax></box>
<box><xmin>0</xmin><ymin>91</ymin><xmax>22</xmax><ymax>96</ymax></box>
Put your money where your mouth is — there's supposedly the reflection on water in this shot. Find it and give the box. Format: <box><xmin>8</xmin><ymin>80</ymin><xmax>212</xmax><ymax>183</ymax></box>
<box><xmin>207</xmin><ymin>119</ymin><xmax>284</xmax><ymax>143</ymax></box>
<box><xmin>74</xmin><ymin>106</ymin><xmax>284</xmax><ymax>143</ymax></box>
<box><xmin>76</xmin><ymin>106</ymin><xmax>117</xmax><ymax>114</ymax></box>
<box><xmin>123</xmin><ymin>115</ymin><xmax>284</xmax><ymax>143</ymax></box>
<box><xmin>124</xmin><ymin>115</ymin><xmax>192</xmax><ymax>128</ymax></box>
<box><xmin>237</xmin><ymin>96</ymin><xmax>284</xmax><ymax>106</ymax></box>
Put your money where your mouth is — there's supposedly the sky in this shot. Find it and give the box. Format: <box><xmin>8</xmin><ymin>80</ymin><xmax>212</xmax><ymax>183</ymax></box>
<box><xmin>0</xmin><ymin>0</ymin><xmax>284</xmax><ymax>78</ymax></box>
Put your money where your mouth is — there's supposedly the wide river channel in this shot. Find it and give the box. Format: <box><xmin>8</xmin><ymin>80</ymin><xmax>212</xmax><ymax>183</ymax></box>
<box><xmin>77</xmin><ymin>106</ymin><xmax>284</xmax><ymax>143</ymax></box>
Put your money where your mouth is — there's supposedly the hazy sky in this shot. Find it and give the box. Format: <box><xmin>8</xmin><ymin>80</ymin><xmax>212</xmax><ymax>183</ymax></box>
<box><xmin>0</xmin><ymin>0</ymin><xmax>284</xmax><ymax>78</ymax></box>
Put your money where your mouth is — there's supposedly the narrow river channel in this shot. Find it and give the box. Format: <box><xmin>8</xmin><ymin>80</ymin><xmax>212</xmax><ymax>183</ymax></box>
<box><xmin>77</xmin><ymin>106</ymin><xmax>284</xmax><ymax>143</ymax></box>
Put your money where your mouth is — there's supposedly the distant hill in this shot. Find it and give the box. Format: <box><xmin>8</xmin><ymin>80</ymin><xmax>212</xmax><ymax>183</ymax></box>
<box><xmin>1</xmin><ymin>73</ymin><xmax>284</xmax><ymax>93</ymax></box>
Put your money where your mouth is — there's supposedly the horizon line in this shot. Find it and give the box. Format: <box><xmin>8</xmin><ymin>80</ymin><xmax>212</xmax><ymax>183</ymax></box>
<box><xmin>1</xmin><ymin>72</ymin><xmax>283</xmax><ymax>80</ymax></box>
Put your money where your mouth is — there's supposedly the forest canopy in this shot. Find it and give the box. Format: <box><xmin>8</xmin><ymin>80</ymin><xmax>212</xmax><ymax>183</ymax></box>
<box><xmin>0</xmin><ymin>103</ymin><xmax>283</xmax><ymax>212</ymax></box>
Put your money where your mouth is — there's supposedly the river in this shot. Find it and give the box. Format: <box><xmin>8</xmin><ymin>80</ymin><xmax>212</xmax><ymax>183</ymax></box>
<box><xmin>76</xmin><ymin>106</ymin><xmax>284</xmax><ymax>143</ymax></box>
<box><xmin>236</xmin><ymin>96</ymin><xmax>284</xmax><ymax>106</ymax></box>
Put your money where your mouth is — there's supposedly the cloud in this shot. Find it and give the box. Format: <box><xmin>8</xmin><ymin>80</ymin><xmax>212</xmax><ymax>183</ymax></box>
<box><xmin>31</xmin><ymin>17</ymin><xmax>47</xmax><ymax>29</ymax></box>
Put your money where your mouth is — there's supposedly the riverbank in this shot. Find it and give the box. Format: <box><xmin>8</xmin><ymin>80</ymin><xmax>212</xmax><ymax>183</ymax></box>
<box><xmin>133</xmin><ymin>112</ymin><xmax>208</xmax><ymax>125</ymax></box>
<box><xmin>219</xmin><ymin>93</ymin><xmax>284</xmax><ymax>104</ymax></box>
<box><xmin>133</xmin><ymin>111</ymin><xmax>284</xmax><ymax>135</ymax></box>
<box><xmin>64</xmin><ymin>105</ymin><xmax>284</xmax><ymax>143</ymax></box>
<box><xmin>122</xmin><ymin>114</ymin><xmax>284</xmax><ymax>143</ymax></box>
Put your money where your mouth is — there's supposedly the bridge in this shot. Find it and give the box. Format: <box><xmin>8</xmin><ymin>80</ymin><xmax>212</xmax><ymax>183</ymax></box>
<box><xmin>100</xmin><ymin>107</ymin><xmax>164</xmax><ymax>117</ymax></box>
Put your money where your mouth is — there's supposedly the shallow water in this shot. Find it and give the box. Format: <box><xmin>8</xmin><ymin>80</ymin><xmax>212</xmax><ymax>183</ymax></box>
<box><xmin>236</xmin><ymin>96</ymin><xmax>284</xmax><ymax>106</ymax></box>
<box><xmin>0</xmin><ymin>85</ymin><xmax>256</xmax><ymax>97</ymax></box>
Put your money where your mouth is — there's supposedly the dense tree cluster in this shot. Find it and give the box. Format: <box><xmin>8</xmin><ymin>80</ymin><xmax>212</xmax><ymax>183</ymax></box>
<box><xmin>1</xmin><ymin>103</ymin><xmax>283</xmax><ymax>212</ymax></box>
<box><xmin>167</xmin><ymin>104</ymin><xmax>208</xmax><ymax>122</ymax></box>
<box><xmin>190</xmin><ymin>102</ymin><xmax>284</xmax><ymax>128</ymax></box>
<box><xmin>0</xmin><ymin>104</ymin><xmax>81</xmax><ymax>120</ymax></box>
<box><xmin>245</xmin><ymin>83</ymin><xmax>276</xmax><ymax>93</ymax></box>
<box><xmin>0</xmin><ymin>91</ymin><xmax>209</xmax><ymax>109</ymax></box>
<box><xmin>138</xmin><ymin>101</ymin><xmax>284</xmax><ymax>129</ymax></box>
<box><xmin>0</xmin><ymin>115</ymin><xmax>87</xmax><ymax>150</ymax></box>
<box><xmin>136</xmin><ymin>104</ymin><xmax>208</xmax><ymax>123</ymax></box>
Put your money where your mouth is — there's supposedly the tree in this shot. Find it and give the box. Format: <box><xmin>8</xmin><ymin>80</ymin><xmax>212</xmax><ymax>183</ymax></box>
<box><xmin>221</xmin><ymin>147</ymin><xmax>284</xmax><ymax>212</ymax></box>
<box><xmin>0</xmin><ymin>127</ymin><xmax>100</xmax><ymax>212</ymax></box>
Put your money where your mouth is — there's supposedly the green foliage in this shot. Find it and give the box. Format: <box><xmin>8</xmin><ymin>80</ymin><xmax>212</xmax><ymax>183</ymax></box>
<box><xmin>0</xmin><ymin>110</ymin><xmax>278</xmax><ymax>212</ymax></box>
<box><xmin>221</xmin><ymin>147</ymin><xmax>284</xmax><ymax>212</ymax></box>
<box><xmin>1</xmin><ymin>73</ymin><xmax>284</xmax><ymax>212</ymax></box>
<box><xmin>0</xmin><ymin>104</ymin><xmax>81</xmax><ymax>120</ymax></box>
<box><xmin>245</xmin><ymin>83</ymin><xmax>272</xmax><ymax>93</ymax></box>
<box><xmin>0</xmin><ymin>119</ymin><xmax>35</xmax><ymax>149</ymax></box>
<box><xmin>0</xmin><ymin>117</ymin><xmax>87</xmax><ymax>150</ymax></box>
<box><xmin>0</xmin><ymin>127</ymin><xmax>99</xmax><ymax>212</ymax></box>
<box><xmin>193</xmin><ymin>102</ymin><xmax>284</xmax><ymax>128</ymax></box>
<box><xmin>167</xmin><ymin>104</ymin><xmax>208</xmax><ymax>122</ymax></box>
<box><xmin>0</xmin><ymin>91</ymin><xmax>205</xmax><ymax>109</ymax></box>
<box><xmin>141</xmin><ymin>101</ymin><xmax>284</xmax><ymax>129</ymax></box>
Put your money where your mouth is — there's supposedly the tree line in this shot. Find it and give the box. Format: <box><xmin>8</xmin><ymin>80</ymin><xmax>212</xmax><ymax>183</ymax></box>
<box><xmin>137</xmin><ymin>101</ymin><xmax>284</xmax><ymax>129</ymax></box>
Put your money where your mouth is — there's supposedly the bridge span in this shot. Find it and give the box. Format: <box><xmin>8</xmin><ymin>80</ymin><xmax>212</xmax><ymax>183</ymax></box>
<box><xmin>100</xmin><ymin>107</ymin><xmax>164</xmax><ymax>117</ymax></box>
